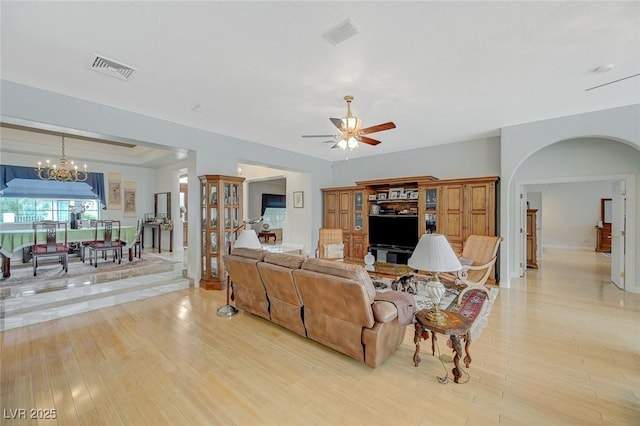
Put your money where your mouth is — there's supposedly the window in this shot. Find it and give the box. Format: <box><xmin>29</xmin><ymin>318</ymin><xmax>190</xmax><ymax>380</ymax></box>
<box><xmin>262</xmin><ymin>207</ymin><xmax>286</xmax><ymax>230</ymax></box>
<box><xmin>0</xmin><ymin>176</ymin><xmax>102</xmax><ymax>224</ymax></box>
<box><xmin>261</xmin><ymin>193</ymin><xmax>286</xmax><ymax>230</ymax></box>
<box><xmin>0</xmin><ymin>198</ymin><xmax>100</xmax><ymax>223</ymax></box>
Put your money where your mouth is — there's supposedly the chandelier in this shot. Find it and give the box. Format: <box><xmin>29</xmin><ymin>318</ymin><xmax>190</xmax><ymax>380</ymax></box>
<box><xmin>35</xmin><ymin>135</ymin><xmax>89</xmax><ymax>182</ymax></box>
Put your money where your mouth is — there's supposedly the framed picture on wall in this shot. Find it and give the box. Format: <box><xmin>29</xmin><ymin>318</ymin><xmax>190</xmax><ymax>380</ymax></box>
<box><xmin>123</xmin><ymin>182</ymin><xmax>137</xmax><ymax>217</ymax></box>
<box><xmin>108</xmin><ymin>172</ymin><xmax>122</xmax><ymax>210</ymax></box>
<box><xmin>293</xmin><ymin>191</ymin><xmax>304</xmax><ymax>208</ymax></box>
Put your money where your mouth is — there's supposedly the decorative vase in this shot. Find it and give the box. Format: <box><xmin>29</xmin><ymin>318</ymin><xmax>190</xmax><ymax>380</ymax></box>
<box><xmin>364</xmin><ymin>251</ymin><xmax>375</xmax><ymax>266</ymax></box>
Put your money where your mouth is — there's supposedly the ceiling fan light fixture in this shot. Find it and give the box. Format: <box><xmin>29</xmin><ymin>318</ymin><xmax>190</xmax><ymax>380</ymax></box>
<box><xmin>347</xmin><ymin>137</ymin><xmax>359</xmax><ymax>151</ymax></box>
<box><xmin>342</xmin><ymin>116</ymin><xmax>360</xmax><ymax>131</ymax></box>
<box><xmin>336</xmin><ymin>139</ymin><xmax>348</xmax><ymax>150</ymax></box>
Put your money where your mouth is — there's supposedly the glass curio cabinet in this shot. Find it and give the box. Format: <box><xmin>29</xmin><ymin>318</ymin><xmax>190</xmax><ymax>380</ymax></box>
<box><xmin>199</xmin><ymin>174</ymin><xmax>245</xmax><ymax>290</ymax></box>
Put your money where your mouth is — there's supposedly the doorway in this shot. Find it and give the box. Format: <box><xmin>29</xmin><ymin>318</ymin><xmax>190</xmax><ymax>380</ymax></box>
<box><xmin>518</xmin><ymin>178</ymin><xmax>629</xmax><ymax>290</ymax></box>
<box><xmin>179</xmin><ymin>174</ymin><xmax>188</xmax><ymax>248</ymax></box>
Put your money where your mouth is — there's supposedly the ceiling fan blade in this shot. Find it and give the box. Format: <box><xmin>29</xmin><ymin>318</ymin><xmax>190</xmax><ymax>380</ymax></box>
<box><xmin>360</xmin><ymin>122</ymin><xmax>396</xmax><ymax>135</ymax></box>
<box><xmin>359</xmin><ymin>136</ymin><xmax>382</xmax><ymax>146</ymax></box>
<box><xmin>330</xmin><ymin>117</ymin><xmax>345</xmax><ymax>131</ymax></box>
<box><xmin>302</xmin><ymin>134</ymin><xmax>337</xmax><ymax>138</ymax></box>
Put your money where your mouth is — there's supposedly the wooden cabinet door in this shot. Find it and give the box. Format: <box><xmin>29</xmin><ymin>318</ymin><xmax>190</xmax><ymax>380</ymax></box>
<box><xmin>342</xmin><ymin>236</ymin><xmax>351</xmax><ymax>260</ymax></box>
<box><xmin>352</xmin><ymin>190</ymin><xmax>365</xmax><ymax>232</ymax></box>
<box><xmin>324</xmin><ymin>191</ymin><xmax>338</xmax><ymax>228</ymax></box>
<box><xmin>339</xmin><ymin>191</ymin><xmax>352</xmax><ymax>233</ymax></box>
<box><xmin>442</xmin><ymin>184</ymin><xmax>464</xmax><ymax>248</ymax></box>
<box><xmin>352</xmin><ymin>234</ymin><xmax>365</xmax><ymax>260</ymax></box>
<box><xmin>466</xmin><ymin>181</ymin><xmax>495</xmax><ymax>237</ymax></box>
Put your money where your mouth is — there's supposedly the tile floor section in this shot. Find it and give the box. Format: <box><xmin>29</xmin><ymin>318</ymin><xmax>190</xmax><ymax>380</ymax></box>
<box><xmin>0</xmin><ymin>250</ymin><xmax>189</xmax><ymax>331</ymax></box>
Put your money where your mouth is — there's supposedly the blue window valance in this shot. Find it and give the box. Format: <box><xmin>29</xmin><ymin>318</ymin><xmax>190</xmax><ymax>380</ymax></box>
<box><xmin>0</xmin><ymin>164</ymin><xmax>106</xmax><ymax>208</ymax></box>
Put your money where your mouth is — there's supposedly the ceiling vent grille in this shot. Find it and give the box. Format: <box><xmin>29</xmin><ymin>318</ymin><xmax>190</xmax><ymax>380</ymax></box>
<box><xmin>89</xmin><ymin>54</ymin><xmax>138</xmax><ymax>81</ymax></box>
<box><xmin>322</xmin><ymin>18</ymin><xmax>361</xmax><ymax>46</ymax></box>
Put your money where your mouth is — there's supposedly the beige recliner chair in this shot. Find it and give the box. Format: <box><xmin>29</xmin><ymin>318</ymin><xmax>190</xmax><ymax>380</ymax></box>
<box><xmin>222</xmin><ymin>248</ymin><xmax>270</xmax><ymax>320</ymax></box>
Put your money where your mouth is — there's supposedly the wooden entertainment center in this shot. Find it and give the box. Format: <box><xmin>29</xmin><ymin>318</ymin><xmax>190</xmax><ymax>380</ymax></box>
<box><xmin>322</xmin><ymin>175</ymin><xmax>499</xmax><ymax>263</ymax></box>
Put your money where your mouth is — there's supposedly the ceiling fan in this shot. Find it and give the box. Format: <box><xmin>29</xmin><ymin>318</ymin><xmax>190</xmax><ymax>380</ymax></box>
<box><xmin>302</xmin><ymin>95</ymin><xmax>396</xmax><ymax>151</ymax></box>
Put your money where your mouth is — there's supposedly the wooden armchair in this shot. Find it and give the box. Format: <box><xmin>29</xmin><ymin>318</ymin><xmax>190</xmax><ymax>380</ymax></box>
<box><xmin>88</xmin><ymin>220</ymin><xmax>124</xmax><ymax>267</ymax></box>
<box><xmin>316</xmin><ymin>228</ymin><xmax>344</xmax><ymax>259</ymax></box>
<box><xmin>443</xmin><ymin>235</ymin><xmax>502</xmax><ymax>302</ymax></box>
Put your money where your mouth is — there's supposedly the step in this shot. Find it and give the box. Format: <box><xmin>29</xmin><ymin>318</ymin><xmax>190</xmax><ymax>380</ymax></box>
<box><xmin>0</xmin><ymin>270</ymin><xmax>190</xmax><ymax>331</ymax></box>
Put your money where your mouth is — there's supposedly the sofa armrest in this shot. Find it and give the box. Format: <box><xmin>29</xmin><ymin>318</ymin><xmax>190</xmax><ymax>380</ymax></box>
<box><xmin>372</xmin><ymin>301</ymin><xmax>398</xmax><ymax>323</ymax></box>
<box><xmin>374</xmin><ymin>291</ymin><xmax>417</xmax><ymax>326</ymax></box>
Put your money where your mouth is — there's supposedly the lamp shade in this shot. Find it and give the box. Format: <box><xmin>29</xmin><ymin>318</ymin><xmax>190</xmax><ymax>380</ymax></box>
<box><xmin>407</xmin><ymin>234</ymin><xmax>462</xmax><ymax>273</ymax></box>
<box><xmin>234</xmin><ymin>229</ymin><xmax>262</xmax><ymax>249</ymax></box>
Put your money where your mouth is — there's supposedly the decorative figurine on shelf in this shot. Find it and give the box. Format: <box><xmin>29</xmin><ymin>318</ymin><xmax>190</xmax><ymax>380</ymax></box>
<box><xmin>364</xmin><ymin>251</ymin><xmax>375</xmax><ymax>271</ymax></box>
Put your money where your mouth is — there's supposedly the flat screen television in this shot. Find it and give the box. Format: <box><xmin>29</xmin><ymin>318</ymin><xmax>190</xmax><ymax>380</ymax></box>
<box><xmin>368</xmin><ymin>216</ymin><xmax>419</xmax><ymax>249</ymax></box>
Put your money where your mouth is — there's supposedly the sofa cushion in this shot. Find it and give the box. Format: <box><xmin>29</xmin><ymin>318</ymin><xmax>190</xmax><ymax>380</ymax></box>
<box><xmin>264</xmin><ymin>252</ymin><xmax>306</xmax><ymax>269</ymax></box>
<box><xmin>301</xmin><ymin>258</ymin><xmax>376</xmax><ymax>302</ymax></box>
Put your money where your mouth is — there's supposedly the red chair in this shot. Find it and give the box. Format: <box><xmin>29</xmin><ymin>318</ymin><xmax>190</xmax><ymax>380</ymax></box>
<box><xmin>31</xmin><ymin>221</ymin><xmax>69</xmax><ymax>276</ymax></box>
<box><xmin>88</xmin><ymin>220</ymin><xmax>124</xmax><ymax>267</ymax></box>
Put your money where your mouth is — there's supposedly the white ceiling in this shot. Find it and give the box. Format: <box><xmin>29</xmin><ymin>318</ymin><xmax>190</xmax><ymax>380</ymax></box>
<box><xmin>1</xmin><ymin>1</ymin><xmax>639</xmax><ymax>163</ymax></box>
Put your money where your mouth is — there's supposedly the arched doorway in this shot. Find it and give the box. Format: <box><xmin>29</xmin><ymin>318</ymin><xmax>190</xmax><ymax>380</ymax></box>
<box><xmin>506</xmin><ymin>137</ymin><xmax>639</xmax><ymax>291</ymax></box>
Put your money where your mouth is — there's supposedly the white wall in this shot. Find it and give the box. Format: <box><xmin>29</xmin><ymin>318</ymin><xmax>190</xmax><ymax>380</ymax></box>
<box><xmin>330</xmin><ymin>137</ymin><xmax>500</xmax><ymax>186</ymax></box>
<box><xmin>502</xmin><ymin>105</ymin><xmax>640</xmax><ymax>293</ymax></box>
<box><xmin>527</xmin><ymin>181</ymin><xmax>613</xmax><ymax>250</ymax></box>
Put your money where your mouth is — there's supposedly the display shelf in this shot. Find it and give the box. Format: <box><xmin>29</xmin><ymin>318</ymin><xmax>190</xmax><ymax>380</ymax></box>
<box><xmin>199</xmin><ymin>174</ymin><xmax>244</xmax><ymax>290</ymax></box>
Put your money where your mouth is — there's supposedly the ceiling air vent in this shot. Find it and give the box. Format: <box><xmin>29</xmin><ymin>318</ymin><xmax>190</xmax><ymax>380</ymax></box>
<box><xmin>89</xmin><ymin>54</ymin><xmax>138</xmax><ymax>81</ymax></box>
<box><xmin>322</xmin><ymin>18</ymin><xmax>361</xmax><ymax>46</ymax></box>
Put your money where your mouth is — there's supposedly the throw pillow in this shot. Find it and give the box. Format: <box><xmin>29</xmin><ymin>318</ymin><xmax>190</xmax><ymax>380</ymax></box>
<box><xmin>323</xmin><ymin>242</ymin><xmax>344</xmax><ymax>258</ymax></box>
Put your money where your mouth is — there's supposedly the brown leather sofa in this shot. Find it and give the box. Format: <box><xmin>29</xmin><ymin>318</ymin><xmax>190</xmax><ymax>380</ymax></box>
<box><xmin>222</xmin><ymin>248</ymin><xmax>414</xmax><ymax>368</ymax></box>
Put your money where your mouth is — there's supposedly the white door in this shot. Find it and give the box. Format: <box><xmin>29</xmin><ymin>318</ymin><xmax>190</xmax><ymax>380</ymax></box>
<box><xmin>611</xmin><ymin>181</ymin><xmax>626</xmax><ymax>289</ymax></box>
<box><xmin>519</xmin><ymin>190</ymin><xmax>527</xmax><ymax>276</ymax></box>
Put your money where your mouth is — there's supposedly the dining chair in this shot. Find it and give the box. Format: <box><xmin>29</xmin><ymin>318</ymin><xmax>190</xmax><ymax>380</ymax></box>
<box><xmin>80</xmin><ymin>219</ymin><xmax>98</xmax><ymax>263</ymax></box>
<box><xmin>88</xmin><ymin>220</ymin><xmax>124</xmax><ymax>267</ymax></box>
<box><xmin>31</xmin><ymin>220</ymin><xmax>69</xmax><ymax>276</ymax></box>
<box><xmin>131</xmin><ymin>218</ymin><xmax>143</xmax><ymax>259</ymax></box>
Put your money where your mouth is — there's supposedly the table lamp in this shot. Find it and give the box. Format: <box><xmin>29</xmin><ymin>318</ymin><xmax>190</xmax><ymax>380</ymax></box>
<box><xmin>217</xmin><ymin>220</ymin><xmax>262</xmax><ymax>317</ymax></box>
<box><xmin>408</xmin><ymin>234</ymin><xmax>462</xmax><ymax>323</ymax></box>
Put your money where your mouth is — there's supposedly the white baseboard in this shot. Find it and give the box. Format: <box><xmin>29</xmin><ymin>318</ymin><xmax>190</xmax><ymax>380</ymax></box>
<box><xmin>543</xmin><ymin>244</ymin><xmax>594</xmax><ymax>251</ymax></box>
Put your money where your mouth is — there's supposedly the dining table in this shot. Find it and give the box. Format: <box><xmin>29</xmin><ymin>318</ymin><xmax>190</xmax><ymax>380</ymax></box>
<box><xmin>0</xmin><ymin>225</ymin><xmax>137</xmax><ymax>278</ymax></box>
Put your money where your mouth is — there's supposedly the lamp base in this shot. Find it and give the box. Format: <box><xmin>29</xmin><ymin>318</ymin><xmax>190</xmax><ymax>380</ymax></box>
<box><xmin>425</xmin><ymin>308</ymin><xmax>445</xmax><ymax>324</ymax></box>
<box><xmin>216</xmin><ymin>304</ymin><xmax>238</xmax><ymax>317</ymax></box>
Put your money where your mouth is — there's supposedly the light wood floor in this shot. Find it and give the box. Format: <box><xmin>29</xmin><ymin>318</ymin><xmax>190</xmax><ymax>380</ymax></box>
<box><xmin>1</xmin><ymin>248</ymin><xmax>639</xmax><ymax>425</ymax></box>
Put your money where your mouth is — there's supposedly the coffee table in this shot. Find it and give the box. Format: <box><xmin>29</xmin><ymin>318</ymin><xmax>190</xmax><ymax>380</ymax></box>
<box><xmin>342</xmin><ymin>259</ymin><xmax>413</xmax><ymax>281</ymax></box>
<box><xmin>413</xmin><ymin>309</ymin><xmax>471</xmax><ymax>384</ymax></box>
